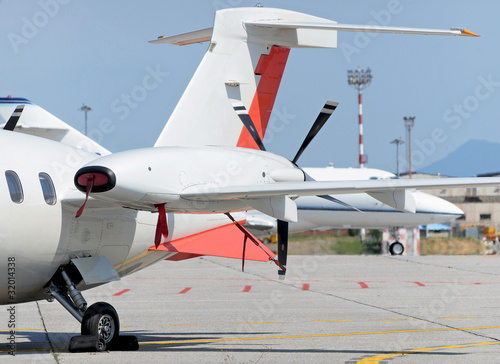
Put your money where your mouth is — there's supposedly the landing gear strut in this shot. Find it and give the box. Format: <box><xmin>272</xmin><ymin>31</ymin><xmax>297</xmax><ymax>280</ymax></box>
<box><xmin>46</xmin><ymin>267</ymin><xmax>137</xmax><ymax>352</ymax></box>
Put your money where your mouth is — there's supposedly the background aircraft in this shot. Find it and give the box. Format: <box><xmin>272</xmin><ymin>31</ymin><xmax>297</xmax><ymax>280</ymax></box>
<box><xmin>246</xmin><ymin>166</ymin><xmax>463</xmax><ymax>255</ymax></box>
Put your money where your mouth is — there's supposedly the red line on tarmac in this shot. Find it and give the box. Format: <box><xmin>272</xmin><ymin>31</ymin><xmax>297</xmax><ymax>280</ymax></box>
<box><xmin>413</xmin><ymin>282</ymin><xmax>425</xmax><ymax>287</ymax></box>
<box><xmin>112</xmin><ymin>289</ymin><xmax>131</xmax><ymax>296</ymax></box>
<box><xmin>179</xmin><ymin>287</ymin><xmax>192</xmax><ymax>294</ymax></box>
<box><xmin>357</xmin><ymin>282</ymin><xmax>369</xmax><ymax>289</ymax></box>
<box><xmin>243</xmin><ymin>285</ymin><xmax>252</xmax><ymax>292</ymax></box>
<box><xmin>302</xmin><ymin>284</ymin><xmax>310</xmax><ymax>291</ymax></box>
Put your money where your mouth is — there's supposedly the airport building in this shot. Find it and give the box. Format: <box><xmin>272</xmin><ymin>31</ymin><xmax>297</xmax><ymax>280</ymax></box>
<box><xmin>401</xmin><ymin>172</ymin><xmax>500</xmax><ymax>239</ymax></box>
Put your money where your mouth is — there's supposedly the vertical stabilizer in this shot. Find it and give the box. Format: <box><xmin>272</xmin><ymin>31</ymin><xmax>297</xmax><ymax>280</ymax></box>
<box><xmin>151</xmin><ymin>7</ymin><xmax>339</xmax><ymax>149</ymax></box>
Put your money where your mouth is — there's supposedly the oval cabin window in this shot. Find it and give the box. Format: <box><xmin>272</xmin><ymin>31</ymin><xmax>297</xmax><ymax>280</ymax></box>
<box><xmin>5</xmin><ymin>170</ymin><xmax>24</xmax><ymax>203</ymax></box>
<box><xmin>39</xmin><ymin>172</ymin><xmax>57</xmax><ymax>205</ymax></box>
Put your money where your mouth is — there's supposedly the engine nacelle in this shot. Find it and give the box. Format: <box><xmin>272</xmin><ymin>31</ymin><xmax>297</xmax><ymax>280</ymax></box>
<box><xmin>74</xmin><ymin>146</ymin><xmax>297</xmax><ymax>213</ymax></box>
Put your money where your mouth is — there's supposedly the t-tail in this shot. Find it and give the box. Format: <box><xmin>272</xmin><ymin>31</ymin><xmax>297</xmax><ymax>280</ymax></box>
<box><xmin>151</xmin><ymin>6</ymin><xmax>477</xmax><ymax>149</ymax></box>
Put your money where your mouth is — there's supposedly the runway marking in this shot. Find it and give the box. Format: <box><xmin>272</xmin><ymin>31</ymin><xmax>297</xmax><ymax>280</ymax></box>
<box><xmin>178</xmin><ymin>287</ymin><xmax>192</xmax><ymax>294</ymax></box>
<box><xmin>127</xmin><ymin>275</ymin><xmax>500</xmax><ymax>288</ymax></box>
<box><xmin>439</xmin><ymin>316</ymin><xmax>480</xmax><ymax>320</ymax></box>
<box><xmin>311</xmin><ymin>320</ymin><xmax>353</xmax><ymax>323</ymax></box>
<box><xmin>137</xmin><ymin>325</ymin><xmax>500</xmax><ymax>347</ymax></box>
<box><xmin>242</xmin><ymin>285</ymin><xmax>252</xmax><ymax>292</ymax></box>
<box><xmin>162</xmin><ymin>323</ymin><xmax>204</xmax><ymax>326</ymax></box>
<box><xmin>233</xmin><ymin>322</ymin><xmax>280</xmax><ymax>325</ymax></box>
<box><xmin>356</xmin><ymin>341</ymin><xmax>500</xmax><ymax>363</ymax></box>
<box><xmin>302</xmin><ymin>283</ymin><xmax>310</xmax><ymax>291</ymax></box>
<box><xmin>378</xmin><ymin>319</ymin><xmax>417</xmax><ymax>322</ymax></box>
<box><xmin>113</xmin><ymin>289</ymin><xmax>131</xmax><ymax>296</ymax></box>
<box><xmin>357</xmin><ymin>282</ymin><xmax>369</xmax><ymax>289</ymax></box>
<box><xmin>0</xmin><ymin>328</ymin><xmax>44</xmax><ymax>332</ymax></box>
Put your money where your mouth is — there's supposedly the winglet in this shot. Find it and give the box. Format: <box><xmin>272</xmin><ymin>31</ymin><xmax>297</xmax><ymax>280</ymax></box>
<box><xmin>461</xmin><ymin>28</ymin><xmax>480</xmax><ymax>37</ymax></box>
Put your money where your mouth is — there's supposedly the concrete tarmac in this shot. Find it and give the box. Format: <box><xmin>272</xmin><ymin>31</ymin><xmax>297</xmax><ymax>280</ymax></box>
<box><xmin>2</xmin><ymin>254</ymin><xmax>500</xmax><ymax>363</ymax></box>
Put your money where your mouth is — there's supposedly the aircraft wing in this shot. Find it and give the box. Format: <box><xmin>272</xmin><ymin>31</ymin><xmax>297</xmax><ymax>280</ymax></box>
<box><xmin>180</xmin><ymin>177</ymin><xmax>500</xmax><ymax>199</ymax></box>
<box><xmin>0</xmin><ymin>97</ymin><xmax>110</xmax><ymax>156</ymax></box>
<box><xmin>180</xmin><ymin>177</ymin><xmax>500</xmax><ymax>216</ymax></box>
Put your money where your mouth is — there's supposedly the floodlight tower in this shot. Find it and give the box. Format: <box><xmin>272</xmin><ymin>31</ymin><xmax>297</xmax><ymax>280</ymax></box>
<box><xmin>78</xmin><ymin>103</ymin><xmax>92</xmax><ymax>136</ymax></box>
<box><xmin>390</xmin><ymin>138</ymin><xmax>404</xmax><ymax>178</ymax></box>
<box><xmin>404</xmin><ymin>116</ymin><xmax>415</xmax><ymax>178</ymax></box>
<box><xmin>347</xmin><ymin>67</ymin><xmax>372</xmax><ymax>168</ymax></box>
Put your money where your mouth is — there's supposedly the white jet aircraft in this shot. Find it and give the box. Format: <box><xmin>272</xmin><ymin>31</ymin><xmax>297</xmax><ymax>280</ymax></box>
<box><xmin>246</xmin><ymin>166</ymin><xmax>464</xmax><ymax>255</ymax></box>
<box><xmin>0</xmin><ymin>6</ymin><xmax>493</xmax><ymax>352</ymax></box>
<box><xmin>0</xmin><ymin>99</ymin><xmax>463</xmax><ymax>258</ymax></box>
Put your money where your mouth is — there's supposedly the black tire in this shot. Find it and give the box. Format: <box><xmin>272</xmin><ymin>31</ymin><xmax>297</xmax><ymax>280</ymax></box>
<box><xmin>389</xmin><ymin>242</ymin><xmax>404</xmax><ymax>255</ymax></box>
<box><xmin>82</xmin><ymin>302</ymin><xmax>120</xmax><ymax>345</ymax></box>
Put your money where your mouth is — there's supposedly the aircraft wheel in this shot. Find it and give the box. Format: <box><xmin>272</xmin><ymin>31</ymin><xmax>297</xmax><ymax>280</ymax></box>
<box><xmin>389</xmin><ymin>242</ymin><xmax>404</xmax><ymax>255</ymax></box>
<box><xmin>81</xmin><ymin>302</ymin><xmax>120</xmax><ymax>345</ymax></box>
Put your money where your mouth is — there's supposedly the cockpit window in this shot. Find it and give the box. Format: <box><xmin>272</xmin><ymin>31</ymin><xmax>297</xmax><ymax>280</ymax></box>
<box><xmin>39</xmin><ymin>172</ymin><xmax>57</xmax><ymax>205</ymax></box>
<box><xmin>5</xmin><ymin>170</ymin><xmax>24</xmax><ymax>203</ymax></box>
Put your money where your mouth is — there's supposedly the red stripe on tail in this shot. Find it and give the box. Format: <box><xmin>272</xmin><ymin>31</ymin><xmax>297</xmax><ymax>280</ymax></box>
<box><xmin>237</xmin><ymin>46</ymin><xmax>290</xmax><ymax>149</ymax></box>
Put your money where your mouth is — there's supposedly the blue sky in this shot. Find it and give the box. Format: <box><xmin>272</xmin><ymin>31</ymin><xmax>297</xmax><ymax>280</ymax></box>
<box><xmin>1</xmin><ymin>0</ymin><xmax>499</xmax><ymax>173</ymax></box>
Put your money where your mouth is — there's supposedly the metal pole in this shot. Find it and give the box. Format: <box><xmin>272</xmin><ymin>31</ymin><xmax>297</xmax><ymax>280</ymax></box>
<box><xmin>404</xmin><ymin>117</ymin><xmax>415</xmax><ymax>179</ymax></box>
<box><xmin>78</xmin><ymin>104</ymin><xmax>92</xmax><ymax>136</ymax></box>
<box><xmin>408</xmin><ymin>128</ymin><xmax>412</xmax><ymax>178</ymax></box>
<box><xmin>358</xmin><ymin>85</ymin><xmax>364</xmax><ymax>168</ymax></box>
<box><xmin>390</xmin><ymin>138</ymin><xmax>404</xmax><ymax>178</ymax></box>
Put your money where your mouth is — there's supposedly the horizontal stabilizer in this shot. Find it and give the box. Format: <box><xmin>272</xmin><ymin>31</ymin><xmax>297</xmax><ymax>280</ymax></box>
<box><xmin>246</xmin><ymin>20</ymin><xmax>479</xmax><ymax>38</ymax></box>
<box><xmin>150</xmin><ymin>222</ymin><xmax>275</xmax><ymax>262</ymax></box>
<box><xmin>150</xmin><ymin>27</ymin><xmax>213</xmax><ymax>45</ymax></box>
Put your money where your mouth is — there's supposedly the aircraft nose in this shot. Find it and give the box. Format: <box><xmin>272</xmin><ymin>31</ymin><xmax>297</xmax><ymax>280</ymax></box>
<box><xmin>414</xmin><ymin>191</ymin><xmax>463</xmax><ymax>221</ymax></box>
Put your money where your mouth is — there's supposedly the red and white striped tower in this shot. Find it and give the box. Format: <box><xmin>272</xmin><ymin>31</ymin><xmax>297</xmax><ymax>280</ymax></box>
<box><xmin>347</xmin><ymin>68</ymin><xmax>372</xmax><ymax>168</ymax></box>
<box><xmin>358</xmin><ymin>89</ymin><xmax>364</xmax><ymax>167</ymax></box>
<box><xmin>348</xmin><ymin>68</ymin><xmax>372</xmax><ymax>244</ymax></box>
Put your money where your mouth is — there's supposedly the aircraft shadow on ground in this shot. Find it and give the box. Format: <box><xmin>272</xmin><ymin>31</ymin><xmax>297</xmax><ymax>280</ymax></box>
<box><xmin>10</xmin><ymin>330</ymin><xmax>469</xmax><ymax>357</ymax></box>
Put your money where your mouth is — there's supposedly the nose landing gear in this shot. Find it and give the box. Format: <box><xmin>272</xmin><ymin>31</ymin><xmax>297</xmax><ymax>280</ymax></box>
<box><xmin>46</xmin><ymin>267</ymin><xmax>137</xmax><ymax>352</ymax></box>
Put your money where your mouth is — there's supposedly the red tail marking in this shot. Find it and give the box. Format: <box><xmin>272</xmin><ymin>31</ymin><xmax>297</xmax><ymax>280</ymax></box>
<box><xmin>237</xmin><ymin>46</ymin><xmax>290</xmax><ymax>149</ymax></box>
<box><xmin>113</xmin><ymin>289</ymin><xmax>131</xmax><ymax>296</ymax></box>
<box><xmin>357</xmin><ymin>282</ymin><xmax>369</xmax><ymax>289</ymax></box>
<box><xmin>302</xmin><ymin>284</ymin><xmax>310</xmax><ymax>291</ymax></box>
<box><xmin>179</xmin><ymin>287</ymin><xmax>192</xmax><ymax>294</ymax></box>
<box><xmin>154</xmin><ymin>203</ymin><xmax>169</xmax><ymax>248</ymax></box>
<box><xmin>243</xmin><ymin>285</ymin><xmax>252</xmax><ymax>293</ymax></box>
<box><xmin>152</xmin><ymin>221</ymin><xmax>275</xmax><ymax>262</ymax></box>
<box><xmin>413</xmin><ymin>282</ymin><xmax>425</xmax><ymax>287</ymax></box>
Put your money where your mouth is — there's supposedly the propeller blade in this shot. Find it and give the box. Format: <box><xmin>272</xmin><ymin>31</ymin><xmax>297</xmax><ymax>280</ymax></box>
<box><xmin>233</xmin><ymin>103</ymin><xmax>266</xmax><ymax>151</ymax></box>
<box><xmin>277</xmin><ymin>219</ymin><xmax>288</xmax><ymax>280</ymax></box>
<box><xmin>3</xmin><ymin>104</ymin><xmax>24</xmax><ymax>131</ymax></box>
<box><xmin>292</xmin><ymin>101</ymin><xmax>338</xmax><ymax>164</ymax></box>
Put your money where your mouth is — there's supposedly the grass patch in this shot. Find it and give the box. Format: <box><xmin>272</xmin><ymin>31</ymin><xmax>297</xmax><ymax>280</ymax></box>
<box><xmin>327</xmin><ymin>239</ymin><xmax>381</xmax><ymax>255</ymax></box>
<box><xmin>420</xmin><ymin>237</ymin><xmax>485</xmax><ymax>255</ymax></box>
<box><xmin>286</xmin><ymin>234</ymin><xmax>381</xmax><ymax>255</ymax></box>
